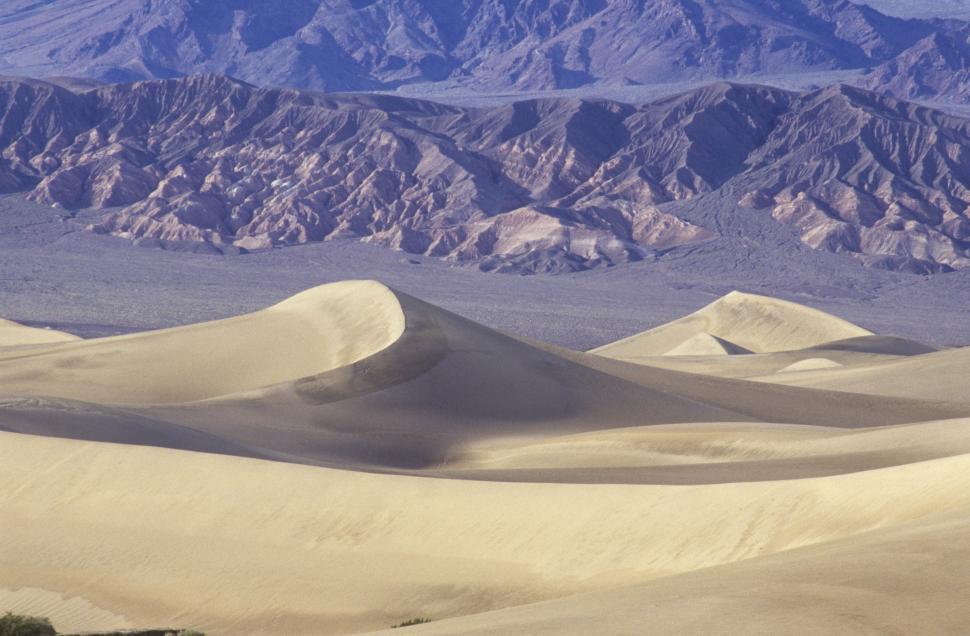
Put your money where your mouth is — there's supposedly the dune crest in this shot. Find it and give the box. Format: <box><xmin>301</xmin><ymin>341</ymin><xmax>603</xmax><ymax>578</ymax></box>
<box><xmin>0</xmin><ymin>280</ymin><xmax>405</xmax><ymax>404</ymax></box>
<box><xmin>594</xmin><ymin>291</ymin><xmax>873</xmax><ymax>359</ymax></box>
<box><xmin>662</xmin><ymin>332</ymin><xmax>750</xmax><ymax>356</ymax></box>
<box><xmin>777</xmin><ymin>358</ymin><xmax>843</xmax><ymax>373</ymax></box>
<box><xmin>759</xmin><ymin>346</ymin><xmax>970</xmax><ymax>403</ymax></box>
<box><xmin>0</xmin><ymin>318</ymin><xmax>79</xmax><ymax>347</ymax></box>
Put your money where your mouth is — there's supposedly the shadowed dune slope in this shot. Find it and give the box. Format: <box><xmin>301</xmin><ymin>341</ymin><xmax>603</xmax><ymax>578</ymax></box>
<box><xmin>2</xmin><ymin>283</ymin><xmax>966</xmax><ymax>472</ymax></box>
<box><xmin>593</xmin><ymin>291</ymin><xmax>873</xmax><ymax>359</ymax></box>
<box><xmin>807</xmin><ymin>335</ymin><xmax>939</xmax><ymax>356</ymax></box>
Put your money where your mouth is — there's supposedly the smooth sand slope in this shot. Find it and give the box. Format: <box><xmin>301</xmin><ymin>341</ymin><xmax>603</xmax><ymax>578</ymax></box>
<box><xmin>756</xmin><ymin>346</ymin><xmax>970</xmax><ymax>404</ymax></box>
<box><xmin>0</xmin><ymin>280</ymin><xmax>404</xmax><ymax>404</ymax></box>
<box><xmin>2</xmin><ymin>281</ymin><xmax>968</xmax><ymax>635</ymax></box>
<box><xmin>593</xmin><ymin>290</ymin><xmax>873</xmax><ymax>359</ymax></box>
<box><xmin>0</xmin><ymin>317</ymin><xmax>78</xmax><ymax>346</ymax></box>
<box><xmin>364</xmin><ymin>510</ymin><xmax>970</xmax><ymax>636</ymax></box>
<box><xmin>6</xmin><ymin>427</ymin><xmax>970</xmax><ymax>635</ymax></box>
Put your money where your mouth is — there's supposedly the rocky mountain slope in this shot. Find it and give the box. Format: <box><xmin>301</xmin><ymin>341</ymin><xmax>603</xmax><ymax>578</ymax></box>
<box><xmin>1</xmin><ymin>0</ymin><xmax>969</xmax><ymax>102</ymax></box>
<box><xmin>1</xmin><ymin>75</ymin><xmax>968</xmax><ymax>272</ymax></box>
<box><xmin>860</xmin><ymin>27</ymin><xmax>970</xmax><ymax>102</ymax></box>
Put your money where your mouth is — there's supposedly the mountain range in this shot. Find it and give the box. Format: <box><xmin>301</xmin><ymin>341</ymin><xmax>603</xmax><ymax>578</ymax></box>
<box><xmin>2</xmin><ymin>0</ymin><xmax>970</xmax><ymax>103</ymax></box>
<box><xmin>1</xmin><ymin>74</ymin><xmax>968</xmax><ymax>273</ymax></box>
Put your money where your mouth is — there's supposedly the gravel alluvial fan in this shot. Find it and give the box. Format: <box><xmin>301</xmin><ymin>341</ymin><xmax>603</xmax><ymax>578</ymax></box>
<box><xmin>0</xmin><ymin>76</ymin><xmax>969</xmax><ymax>272</ymax></box>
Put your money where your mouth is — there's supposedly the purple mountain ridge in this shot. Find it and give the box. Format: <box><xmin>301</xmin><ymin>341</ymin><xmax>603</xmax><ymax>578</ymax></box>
<box><xmin>1</xmin><ymin>75</ymin><xmax>968</xmax><ymax>273</ymax></box>
<box><xmin>0</xmin><ymin>0</ymin><xmax>969</xmax><ymax>102</ymax></box>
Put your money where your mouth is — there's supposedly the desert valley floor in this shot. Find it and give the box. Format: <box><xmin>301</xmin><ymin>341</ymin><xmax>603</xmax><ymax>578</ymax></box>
<box><xmin>1</xmin><ymin>239</ymin><xmax>970</xmax><ymax>634</ymax></box>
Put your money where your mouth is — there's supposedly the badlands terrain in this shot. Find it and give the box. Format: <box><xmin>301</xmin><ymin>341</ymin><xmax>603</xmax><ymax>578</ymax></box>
<box><xmin>3</xmin><ymin>75</ymin><xmax>970</xmax><ymax>273</ymax></box>
<box><xmin>1</xmin><ymin>275</ymin><xmax>969</xmax><ymax>635</ymax></box>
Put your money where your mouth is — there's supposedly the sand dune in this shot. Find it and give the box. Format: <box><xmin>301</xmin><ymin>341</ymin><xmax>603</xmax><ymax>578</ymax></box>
<box><xmin>2</xmin><ymin>281</ymin><xmax>968</xmax><ymax>635</ymax></box>
<box><xmin>0</xmin><ymin>318</ymin><xmax>78</xmax><ymax>346</ymax></box>
<box><xmin>364</xmin><ymin>510</ymin><xmax>970</xmax><ymax>635</ymax></box>
<box><xmin>662</xmin><ymin>332</ymin><xmax>751</xmax><ymax>356</ymax></box>
<box><xmin>438</xmin><ymin>418</ymin><xmax>970</xmax><ymax>482</ymax></box>
<box><xmin>5</xmin><ymin>430</ymin><xmax>970</xmax><ymax>635</ymax></box>
<box><xmin>2</xmin><ymin>283</ymin><xmax>963</xmax><ymax>472</ymax></box>
<box><xmin>593</xmin><ymin>290</ymin><xmax>873</xmax><ymax>359</ymax></box>
<box><xmin>776</xmin><ymin>357</ymin><xmax>843</xmax><ymax>373</ymax></box>
<box><xmin>0</xmin><ymin>280</ymin><xmax>404</xmax><ymax>404</ymax></box>
<box><xmin>587</xmin><ymin>333</ymin><xmax>937</xmax><ymax>380</ymax></box>
<box><xmin>594</xmin><ymin>348</ymin><xmax>897</xmax><ymax>379</ymax></box>
<box><xmin>757</xmin><ymin>346</ymin><xmax>970</xmax><ymax>404</ymax></box>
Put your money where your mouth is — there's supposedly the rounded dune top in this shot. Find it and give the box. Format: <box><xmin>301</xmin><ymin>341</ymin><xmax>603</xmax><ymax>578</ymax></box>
<box><xmin>662</xmin><ymin>332</ymin><xmax>750</xmax><ymax>357</ymax></box>
<box><xmin>0</xmin><ymin>318</ymin><xmax>80</xmax><ymax>347</ymax></box>
<box><xmin>594</xmin><ymin>291</ymin><xmax>873</xmax><ymax>358</ymax></box>
<box><xmin>0</xmin><ymin>280</ymin><xmax>406</xmax><ymax>404</ymax></box>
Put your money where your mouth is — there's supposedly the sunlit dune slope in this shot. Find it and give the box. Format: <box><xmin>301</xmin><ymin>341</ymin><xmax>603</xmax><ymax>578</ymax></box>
<box><xmin>593</xmin><ymin>291</ymin><xmax>873</xmax><ymax>359</ymax></box>
<box><xmin>0</xmin><ymin>318</ymin><xmax>79</xmax><ymax>346</ymax></box>
<box><xmin>755</xmin><ymin>346</ymin><xmax>970</xmax><ymax>403</ymax></box>
<box><xmin>363</xmin><ymin>510</ymin><xmax>970</xmax><ymax>636</ymax></box>
<box><xmin>0</xmin><ymin>280</ymin><xmax>405</xmax><ymax>404</ymax></box>
<box><xmin>5</xmin><ymin>430</ymin><xmax>970</xmax><ymax>635</ymax></box>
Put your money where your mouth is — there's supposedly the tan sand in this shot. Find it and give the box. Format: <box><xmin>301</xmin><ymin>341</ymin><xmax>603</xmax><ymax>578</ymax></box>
<box><xmin>1</xmin><ymin>281</ymin><xmax>967</xmax><ymax>635</ymax></box>
<box><xmin>755</xmin><ymin>346</ymin><xmax>970</xmax><ymax>403</ymax></box>
<box><xmin>5</xmin><ymin>430</ymin><xmax>970</xmax><ymax>635</ymax></box>
<box><xmin>364</xmin><ymin>510</ymin><xmax>970</xmax><ymax>635</ymax></box>
<box><xmin>662</xmin><ymin>331</ymin><xmax>751</xmax><ymax>356</ymax></box>
<box><xmin>776</xmin><ymin>357</ymin><xmax>843</xmax><ymax>373</ymax></box>
<box><xmin>593</xmin><ymin>290</ymin><xmax>873</xmax><ymax>359</ymax></box>
<box><xmin>0</xmin><ymin>318</ymin><xmax>78</xmax><ymax>346</ymax></box>
<box><xmin>0</xmin><ymin>280</ymin><xmax>404</xmax><ymax>404</ymax></box>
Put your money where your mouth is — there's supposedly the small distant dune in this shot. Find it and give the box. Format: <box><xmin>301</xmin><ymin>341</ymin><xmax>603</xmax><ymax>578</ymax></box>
<box><xmin>760</xmin><ymin>346</ymin><xmax>970</xmax><ymax>404</ymax></box>
<box><xmin>592</xmin><ymin>291</ymin><xmax>872</xmax><ymax>360</ymax></box>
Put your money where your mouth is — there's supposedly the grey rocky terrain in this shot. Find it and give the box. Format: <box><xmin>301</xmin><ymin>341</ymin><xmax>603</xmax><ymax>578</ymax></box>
<box><xmin>1</xmin><ymin>75</ymin><xmax>968</xmax><ymax>273</ymax></box>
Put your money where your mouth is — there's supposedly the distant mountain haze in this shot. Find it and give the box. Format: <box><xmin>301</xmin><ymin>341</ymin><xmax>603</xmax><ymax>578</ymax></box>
<box><xmin>0</xmin><ymin>0</ymin><xmax>969</xmax><ymax>102</ymax></box>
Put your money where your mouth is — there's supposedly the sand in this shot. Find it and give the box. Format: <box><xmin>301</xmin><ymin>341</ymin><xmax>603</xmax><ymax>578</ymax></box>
<box><xmin>754</xmin><ymin>346</ymin><xmax>970</xmax><ymax>404</ymax></box>
<box><xmin>0</xmin><ymin>280</ymin><xmax>404</xmax><ymax>404</ymax></box>
<box><xmin>592</xmin><ymin>290</ymin><xmax>873</xmax><ymax>360</ymax></box>
<box><xmin>0</xmin><ymin>318</ymin><xmax>79</xmax><ymax>346</ymax></box>
<box><xmin>2</xmin><ymin>282</ymin><xmax>968</xmax><ymax>635</ymax></box>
